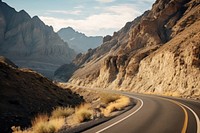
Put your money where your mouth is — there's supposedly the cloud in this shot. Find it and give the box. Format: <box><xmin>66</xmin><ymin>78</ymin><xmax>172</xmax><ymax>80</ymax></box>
<box><xmin>47</xmin><ymin>10</ymin><xmax>81</xmax><ymax>15</ymax></box>
<box><xmin>40</xmin><ymin>4</ymin><xmax>141</xmax><ymax>36</ymax></box>
<box><xmin>96</xmin><ymin>0</ymin><xmax>115</xmax><ymax>3</ymax></box>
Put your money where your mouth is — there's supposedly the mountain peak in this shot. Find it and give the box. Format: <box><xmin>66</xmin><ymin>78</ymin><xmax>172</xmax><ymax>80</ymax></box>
<box><xmin>59</xmin><ymin>27</ymin><xmax>75</xmax><ymax>32</ymax></box>
<box><xmin>0</xmin><ymin>2</ymin><xmax>76</xmax><ymax>78</ymax></box>
<box><xmin>66</xmin><ymin>26</ymin><xmax>75</xmax><ymax>31</ymax></box>
<box><xmin>57</xmin><ymin>27</ymin><xmax>103</xmax><ymax>53</ymax></box>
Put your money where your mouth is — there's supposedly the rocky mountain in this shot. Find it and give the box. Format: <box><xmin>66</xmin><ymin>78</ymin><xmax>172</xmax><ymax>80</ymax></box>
<box><xmin>0</xmin><ymin>56</ymin><xmax>83</xmax><ymax>133</ymax></box>
<box><xmin>58</xmin><ymin>0</ymin><xmax>200</xmax><ymax>99</ymax></box>
<box><xmin>0</xmin><ymin>1</ymin><xmax>76</xmax><ymax>78</ymax></box>
<box><xmin>58</xmin><ymin>27</ymin><xmax>103</xmax><ymax>53</ymax></box>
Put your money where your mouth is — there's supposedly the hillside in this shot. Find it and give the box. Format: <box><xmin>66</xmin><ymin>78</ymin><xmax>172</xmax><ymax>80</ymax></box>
<box><xmin>0</xmin><ymin>56</ymin><xmax>83</xmax><ymax>133</ymax></box>
<box><xmin>58</xmin><ymin>27</ymin><xmax>103</xmax><ymax>53</ymax></box>
<box><xmin>62</xmin><ymin>0</ymin><xmax>200</xmax><ymax>99</ymax></box>
<box><xmin>0</xmin><ymin>1</ymin><xmax>76</xmax><ymax>78</ymax></box>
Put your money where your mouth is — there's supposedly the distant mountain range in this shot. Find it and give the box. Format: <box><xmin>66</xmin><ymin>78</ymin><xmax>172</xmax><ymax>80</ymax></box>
<box><xmin>57</xmin><ymin>27</ymin><xmax>103</xmax><ymax>53</ymax></box>
<box><xmin>0</xmin><ymin>1</ymin><xmax>76</xmax><ymax>78</ymax></box>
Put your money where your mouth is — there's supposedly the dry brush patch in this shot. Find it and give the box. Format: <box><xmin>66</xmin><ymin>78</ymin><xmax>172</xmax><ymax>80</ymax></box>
<box><xmin>11</xmin><ymin>104</ymin><xmax>94</xmax><ymax>133</ymax></box>
<box><xmin>102</xmin><ymin>96</ymin><xmax>131</xmax><ymax>117</ymax></box>
<box><xmin>67</xmin><ymin>103</ymin><xmax>94</xmax><ymax>126</ymax></box>
<box><xmin>100</xmin><ymin>93</ymin><xmax>121</xmax><ymax>104</ymax></box>
<box><xmin>51</xmin><ymin>107</ymin><xmax>74</xmax><ymax>118</ymax></box>
<box><xmin>12</xmin><ymin>88</ymin><xmax>131</xmax><ymax>133</ymax></box>
<box><xmin>12</xmin><ymin>114</ymin><xmax>65</xmax><ymax>133</ymax></box>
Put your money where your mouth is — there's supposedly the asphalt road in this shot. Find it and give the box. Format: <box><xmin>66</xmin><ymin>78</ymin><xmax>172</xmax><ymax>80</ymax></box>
<box><xmin>83</xmin><ymin>91</ymin><xmax>200</xmax><ymax>133</ymax></box>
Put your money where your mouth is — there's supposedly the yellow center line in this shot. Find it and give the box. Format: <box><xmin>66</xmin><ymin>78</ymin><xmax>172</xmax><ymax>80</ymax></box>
<box><xmin>157</xmin><ymin>97</ymin><xmax>188</xmax><ymax>133</ymax></box>
<box><xmin>172</xmin><ymin>101</ymin><xmax>188</xmax><ymax>133</ymax></box>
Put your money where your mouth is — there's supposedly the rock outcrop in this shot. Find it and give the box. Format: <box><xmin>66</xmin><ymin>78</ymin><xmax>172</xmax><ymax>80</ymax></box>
<box><xmin>0</xmin><ymin>56</ymin><xmax>83</xmax><ymax>133</ymax></box>
<box><xmin>67</xmin><ymin>0</ymin><xmax>200</xmax><ymax>99</ymax></box>
<box><xmin>58</xmin><ymin>27</ymin><xmax>103</xmax><ymax>53</ymax></box>
<box><xmin>0</xmin><ymin>1</ymin><xmax>76</xmax><ymax>78</ymax></box>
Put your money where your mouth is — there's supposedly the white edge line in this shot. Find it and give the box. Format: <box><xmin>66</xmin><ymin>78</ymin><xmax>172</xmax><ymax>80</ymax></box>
<box><xmin>96</xmin><ymin>96</ymin><xmax>144</xmax><ymax>133</ymax></box>
<box><xmin>179</xmin><ymin>103</ymin><xmax>200</xmax><ymax>133</ymax></box>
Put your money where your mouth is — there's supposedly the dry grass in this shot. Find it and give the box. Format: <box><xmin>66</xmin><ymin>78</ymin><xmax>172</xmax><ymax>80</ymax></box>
<box><xmin>31</xmin><ymin>114</ymin><xmax>49</xmax><ymax>127</ymax></box>
<box><xmin>12</xmin><ymin>114</ymin><xmax>65</xmax><ymax>133</ymax></box>
<box><xmin>102</xmin><ymin>96</ymin><xmax>130</xmax><ymax>117</ymax></box>
<box><xmin>100</xmin><ymin>93</ymin><xmax>120</xmax><ymax>104</ymax></box>
<box><xmin>12</xmin><ymin>126</ymin><xmax>31</xmax><ymax>133</ymax></box>
<box><xmin>12</xmin><ymin>91</ymin><xmax>131</xmax><ymax>132</ymax></box>
<box><xmin>51</xmin><ymin>107</ymin><xmax>74</xmax><ymax>118</ymax></box>
<box><xmin>67</xmin><ymin>103</ymin><xmax>94</xmax><ymax>126</ymax></box>
<box><xmin>32</xmin><ymin>115</ymin><xmax>65</xmax><ymax>133</ymax></box>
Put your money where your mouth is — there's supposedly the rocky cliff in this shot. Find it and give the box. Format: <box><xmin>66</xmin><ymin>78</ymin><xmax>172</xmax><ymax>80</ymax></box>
<box><xmin>0</xmin><ymin>56</ymin><xmax>83</xmax><ymax>133</ymax></box>
<box><xmin>67</xmin><ymin>0</ymin><xmax>200</xmax><ymax>99</ymax></box>
<box><xmin>58</xmin><ymin>27</ymin><xmax>103</xmax><ymax>53</ymax></box>
<box><xmin>0</xmin><ymin>1</ymin><xmax>76</xmax><ymax>78</ymax></box>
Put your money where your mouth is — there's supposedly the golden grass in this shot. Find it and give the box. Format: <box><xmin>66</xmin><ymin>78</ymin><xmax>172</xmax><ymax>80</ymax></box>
<box><xmin>67</xmin><ymin>103</ymin><xmax>94</xmax><ymax>126</ymax></box>
<box><xmin>31</xmin><ymin>114</ymin><xmax>49</xmax><ymax>127</ymax></box>
<box><xmin>12</xmin><ymin>114</ymin><xmax>65</xmax><ymax>133</ymax></box>
<box><xmin>32</xmin><ymin>116</ymin><xmax>64</xmax><ymax>133</ymax></box>
<box><xmin>12</xmin><ymin>93</ymin><xmax>131</xmax><ymax>132</ymax></box>
<box><xmin>100</xmin><ymin>93</ymin><xmax>120</xmax><ymax>104</ymax></box>
<box><xmin>11</xmin><ymin>126</ymin><xmax>31</xmax><ymax>133</ymax></box>
<box><xmin>102</xmin><ymin>96</ymin><xmax>130</xmax><ymax>117</ymax></box>
<box><xmin>51</xmin><ymin>107</ymin><xmax>74</xmax><ymax>118</ymax></box>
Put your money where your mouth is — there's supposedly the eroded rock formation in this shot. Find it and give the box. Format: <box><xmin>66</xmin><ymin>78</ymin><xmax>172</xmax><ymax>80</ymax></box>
<box><xmin>67</xmin><ymin>0</ymin><xmax>200</xmax><ymax>99</ymax></box>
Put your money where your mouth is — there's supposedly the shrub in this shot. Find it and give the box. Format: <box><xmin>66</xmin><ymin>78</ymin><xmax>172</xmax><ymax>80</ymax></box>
<box><xmin>103</xmin><ymin>96</ymin><xmax>130</xmax><ymax>117</ymax></box>
<box><xmin>67</xmin><ymin>103</ymin><xmax>94</xmax><ymax>126</ymax></box>
<box><xmin>51</xmin><ymin>107</ymin><xmax>74</xmax><ymax>118</ymax></box>
<box><xmin>12</xmin><ymin>114</ymin><xmax>65</xmax><ymax>133</ymax></box>
<box><xmin>100</xmin><ymin>93</ymin><xmax>120</xmax><ymax>104</ymax></box>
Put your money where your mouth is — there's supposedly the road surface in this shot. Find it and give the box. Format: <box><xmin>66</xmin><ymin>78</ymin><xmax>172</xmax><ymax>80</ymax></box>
<box><xmin>83</xmin><ymin>91</ymin><xmax>200</xmax><ymax>133</ymax></box>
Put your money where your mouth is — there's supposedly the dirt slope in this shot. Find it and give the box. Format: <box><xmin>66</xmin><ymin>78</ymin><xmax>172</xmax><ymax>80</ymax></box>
<box><xmin>0</xmin><ymin>56</ymin><xmax>83</xmax><ymax>133</ymax></box>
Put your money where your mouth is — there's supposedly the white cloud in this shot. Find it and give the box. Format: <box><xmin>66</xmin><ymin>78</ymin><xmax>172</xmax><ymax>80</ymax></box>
<box><xmin>40</xmin><ymin>4</ymin><xmax>141</xmax><ymax>36</ymax></box>
<box><xmin>47</xmin><ymin>10</ymin><xmax>81</xmax><ymax>15</ymax></box>
<box><xmin>96</xmin><ymin>0</ymin><xmax>115</xmax><ymax>3</ymax></box>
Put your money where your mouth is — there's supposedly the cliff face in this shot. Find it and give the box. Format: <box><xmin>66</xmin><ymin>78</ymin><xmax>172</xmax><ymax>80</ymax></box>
<box><xmin>58</xmin><ymin>27</ymin><xmax>103</xmax><ymax>53</ymax></box>
<box><xmin>0</xmin><ymin>1</ymin><xmax>76</xmax><ymax>78</ymax></box>
<box><xmin>68</xmin><ymin>0</ymin><xmax>200</xmax><ymax>99</ymax></box>
<box><xmin>0</xmin><ymin>56</ymin><xmax>83</xmax><ymax>133</ymax></box>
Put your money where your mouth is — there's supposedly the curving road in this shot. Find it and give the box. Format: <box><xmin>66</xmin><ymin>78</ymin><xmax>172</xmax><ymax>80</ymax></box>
<box><xmin>83</xmin><ymin>91</ymin><xmax>200</xmax><ymax>133</ymax></box>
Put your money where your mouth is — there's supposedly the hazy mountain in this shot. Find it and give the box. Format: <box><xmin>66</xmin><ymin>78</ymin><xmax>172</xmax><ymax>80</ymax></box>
<box><xmin>56</xmin><ymin>0</ymin><xmax>200</xmax><ymax>99</ymax></box>
<box><xmin>0</xmin><ymin>56</ymin><xmax>83</xmax><ymax>133</ymax></box>
<box><xmin>0</xmin><ymin>1</ymin><xmax>76</xmax><ymax>78</ymax></box>
<box><xmin>57</xmin><ymin>27</ymin><xmax>103</xmax><ymax>53</ymax></box>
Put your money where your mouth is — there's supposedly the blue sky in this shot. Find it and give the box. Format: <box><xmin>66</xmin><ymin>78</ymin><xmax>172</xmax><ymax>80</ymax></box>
<box><xmin>3</xmin><ymin>0</ymin><xmax>155</xmax><ymax>36</ymax></box>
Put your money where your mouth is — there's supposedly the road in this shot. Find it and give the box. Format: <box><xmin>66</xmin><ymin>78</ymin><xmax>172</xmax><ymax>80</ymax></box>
<box><xmin>83</xmin><ymin>91</ymin><xmax>200</xmax><ymax>133</ymax></box>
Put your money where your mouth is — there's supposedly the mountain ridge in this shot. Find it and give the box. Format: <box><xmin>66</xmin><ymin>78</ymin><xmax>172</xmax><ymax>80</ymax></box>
<box><xmin>61</xmin><ymin>0</ymin><xmax>200</xmax><ymax>99</ymax></box>
<box><xmin>58</xmin><ymin>27</ymin><xmax>103</xmax><ymax>53</ymax></box>
<box><xmin>0</xmin><ymin>1</ymin><xmax>76</xmax><ymax>78</ymax></box>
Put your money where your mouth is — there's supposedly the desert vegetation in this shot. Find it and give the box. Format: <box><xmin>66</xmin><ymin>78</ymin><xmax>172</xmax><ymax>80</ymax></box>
<box><xmin>102</xmin><ymin>95</ymin><xmax>131</xmax><ymax>117</ymax></box>
<box><xmin>12</xmin><ymin>91</ymin><xmax>131</xmax><ymax>133</ymax></box>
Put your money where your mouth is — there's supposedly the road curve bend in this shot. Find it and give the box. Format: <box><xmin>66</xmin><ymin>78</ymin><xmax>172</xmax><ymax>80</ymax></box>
<box><xmin>83</xmin><ymin>92</ymin><xmax>200</xmax><ymax>133</ymax></box>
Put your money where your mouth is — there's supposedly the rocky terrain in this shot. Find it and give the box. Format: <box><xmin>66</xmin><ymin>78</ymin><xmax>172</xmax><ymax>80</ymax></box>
<box><xmin>58</xmin><ymin>27</ymin><xmax>103</xmax><ymax>53</ymax></box>
<box><xmin>0</xmin><ymin>56</ymin><xmax>83</xmax><ymax>133</ymax></box>
<box><xmin>57</xmin><ymin>0</ymin><xmax>200</xmax><ymax>99</ymax></box>
<box><xmin>0</xmin><ymin>1</ymin><xmax>76</xmax><ymax>78</ymax></box>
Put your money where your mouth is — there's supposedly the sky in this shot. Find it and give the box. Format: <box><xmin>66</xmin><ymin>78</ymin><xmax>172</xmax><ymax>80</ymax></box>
<box><xmin>3</xmin><ymin>0</ymin><xmax>155</xmax><ymax>36</ymax></box>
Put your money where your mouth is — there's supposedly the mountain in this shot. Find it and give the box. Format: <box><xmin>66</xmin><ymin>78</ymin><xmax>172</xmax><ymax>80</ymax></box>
<box><xmin>57</xmin><ymin>27</ymin><xmax>103</xmax><ymax>53</ymax></box>
<box><xmin>58</xmin><ymin>0</ymin><xmax>200</xmax><ymax>99</ymax></box>
<box><xmin>0</xmin><ymin>1</ymin><xmax>76</xmax><ymax>78</ymax></box>
<box><xmin>0</xmin><ymin>56</ymin><xmax>83</xmax><ymax>133</ymax></box>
